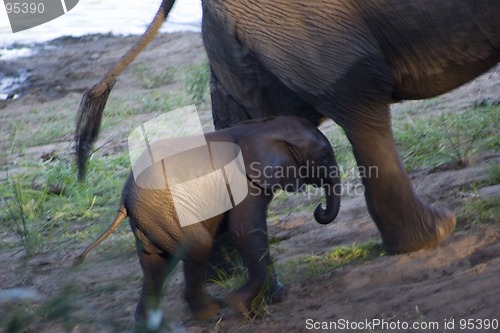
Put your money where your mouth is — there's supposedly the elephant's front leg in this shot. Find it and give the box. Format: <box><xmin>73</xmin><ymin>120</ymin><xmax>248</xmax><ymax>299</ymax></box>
<box><xmin>343</xmin><ymin>109</ymin><xmax>456</xmax><ymax>253</ymax></box>
<box><xmin>226</xmin><ymin>192</ymin><xmax>279</xmax><ymax>316</ymax></box>
<box><xmin>226</xmin><ymin>229</ymin><xmax>275</xmax><ymax>316</ymax></box>
<box><xmin>183</xmin><ymin>257</ymin><xmax>223</xmax><ymax>320</ymax></box>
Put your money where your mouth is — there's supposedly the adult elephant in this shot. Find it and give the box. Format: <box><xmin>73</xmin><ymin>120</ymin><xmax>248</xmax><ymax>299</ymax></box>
<box><xmin>76</xmin><ymin>0</ymin><xmax>499</xmax><ymax>254</ymax></box>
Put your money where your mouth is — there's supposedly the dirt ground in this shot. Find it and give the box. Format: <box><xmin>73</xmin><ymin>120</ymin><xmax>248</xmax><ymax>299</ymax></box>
<box><xmin>1</xmin><ymin>32</ymin><xmax>499</xmax><ymax>333</ymax></box>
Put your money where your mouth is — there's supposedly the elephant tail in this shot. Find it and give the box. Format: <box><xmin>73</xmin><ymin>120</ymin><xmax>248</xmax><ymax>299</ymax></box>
<box><xmin>74</xmin><ymin>204</ymin><xmax>128</xmax><ymax>265</ymax></box>
<box><xmin>75</xmin><ymin>0</ymin><xmax>177</xmax><ymax>180</ymax></box>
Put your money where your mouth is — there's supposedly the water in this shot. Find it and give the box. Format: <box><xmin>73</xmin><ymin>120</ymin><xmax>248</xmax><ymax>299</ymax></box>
<box><xmin>0</xmin><ymin>0</ymin><xmax>202</xmax><ymax>98</ymax></box>
<box><xmin>0</xmin><ymin>0</ymin><xmax>202</xmax><ymax>47</ymax></box>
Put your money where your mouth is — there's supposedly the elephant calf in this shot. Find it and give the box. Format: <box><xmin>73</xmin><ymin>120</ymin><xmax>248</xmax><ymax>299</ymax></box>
<box><xmin>76</xmin><ymin>116</ymin><xmax>341</xmax><ymax>327</ymax></box>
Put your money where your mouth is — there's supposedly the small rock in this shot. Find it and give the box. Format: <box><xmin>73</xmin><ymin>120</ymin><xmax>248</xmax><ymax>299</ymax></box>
<box><xmin>48</xmin><ymin>184</ymin><xmax>65</xmax><ymax>196</ymax></box>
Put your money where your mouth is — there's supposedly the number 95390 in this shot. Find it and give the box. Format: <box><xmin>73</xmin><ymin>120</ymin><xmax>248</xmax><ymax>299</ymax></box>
<box><xmin>5</xmin><ymin>2</ymin><xmax>45</xmax><ymax>14</ymax></box>
<box><xmin>460</xmin><ymin>318</ymin><xmax>499</xmax><ymax>330</ymax></box>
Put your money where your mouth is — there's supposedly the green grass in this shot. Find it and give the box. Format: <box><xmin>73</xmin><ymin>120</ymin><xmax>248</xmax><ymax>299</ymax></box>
<box><xmin>129</xmin><ymin>60</ymin><xmax>210</xmax><ymax>105</ymax></box>
<box><xmin>100</xmin><ymin>90</ymin><xmax>193</xmax><ymax>131</ymax></box>
<box><xmin>458</xmin><ymin>163</ymin><xmax>500</xmax><ymax>226</ymax></box>
<box><xmin>279</xmin><ymin>241</ymin><xmax>385</xmax><ymax>283</ymax></box>
<box><xmin>319</xmin><ymin>105</ymin><xmax>499</xmax><ymax>185</ymax></box>
<box><xmin>0</xmin><ymin>64</ymin><xmax>207</xmax><ymax>152</ymax></box>
<box><xmin>460</xmin><ymin>196</ymin><xmax>500</xmax><ymax>225</ymax></box>
<box><xmin>209</xmin><ymin>250</ymin><xmax>248</xmax><ymax>291</ymax></box>
<box><xmin>394</xmin><ymin>105</ymin><xmax>499</xmax><ymax>171</ymax></box>
<box><xmin>184</xmin><ymin>60</ymin><xmax>210</xmax><ymax>105</ymax></box>
<box><xmin>208</xmin><ymin>250</ymin><xmax>274</xmax><ymax>319</ymax></box>
<box><xmin>0</xmin><ymin>153</ymin><xmax>130</xmax><ymax>255</ymax></box>
<box><xmin>1</xmin><ymin>179</ymin><xmax>49</xmax><ymax>255</ymax></box>
<box><xmin>322</xmin><ymin>125</ymin><xmax>357</xmax><ymax>179</ymax></box>
<box><xmin>0</xmin><ymin>102</ymin><xmax>77</xmax><ymax>149</ymax></box>
<box><xmin>486</xmin><ymin>163</ymin><xmax>500</xmax><ymax>185</ymax></box>
<box><xmin>130</xmin><ymin>64</ymin><xmax>177</xmax><ymax>89</ymax></box>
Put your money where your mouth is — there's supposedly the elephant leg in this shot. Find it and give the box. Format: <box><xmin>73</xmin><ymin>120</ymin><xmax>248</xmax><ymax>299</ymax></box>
<box><xmin>226</xmin><ymin>230</ymin><xmax>273</xmax><ymax>316</ymax></box>
<box><xmin>267</xmin><ymin>271</ymin><xmax>287</xmax><ymax>304</ymax></box>
<box><xmin>226</xmin><ymin>193</ymin><xmax>278</xmax><ymax>316</ymax></box>
<box><xmin>207</xmin><ymin>231</ymin><xmax>287</xmax><ymax>305</ymax></box>
<box><xmin>135</xmin><ymin>250</ymin><xmax>171</xmax><ymax>330</ymax></box>
<box><xmin>210</xmin><ymin>69</ymin><xmax>252</xmax><ymax>130</ymax></box>
<box><xmin>340</xmin><ymin>106</ymin><xmax>456</xmax><ymax>253</ymax></box>
<box><xmin>183</xmin><ymin>258</ymin><xmax>222</xmax><ymax>320</ymax></box>
<box><xmin>206</xmin><ymin>231</ymin><xmax>237</xmax><ymax>279</ymax></box>
<box><xmin>181</xmin><ymin>223</ymin><xmax>223</xmax><ymax>320</ymax></box>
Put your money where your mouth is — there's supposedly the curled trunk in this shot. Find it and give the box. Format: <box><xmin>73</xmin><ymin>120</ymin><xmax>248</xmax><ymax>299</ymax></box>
<box><xmin>314</xmin><ymin>176</ymin><xmax>341</xmax><ymax>225</ymax></box>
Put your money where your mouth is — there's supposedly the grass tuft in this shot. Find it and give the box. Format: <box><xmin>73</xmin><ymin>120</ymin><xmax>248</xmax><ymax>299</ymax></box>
<box><xmin>394</xmin><ymin>105</ymin><xmax>499</xmax><ymax>171</ymax></box>
<box><xmin>208</xmin><ymin>250</ymin><xmax>272</xmax><ymax>319</ymax></box>
<box><xmin>0</xmin><ymin>153</ymin><xmax>130</xmax><ymax>255</ymax></box>
<box><xmin>460</xmin><ymin>196</ymin><xmax>500</xmax><ymax>225</ymax></box>
<box><xmin>487</xmin><ymin>163</ymin><xmax>500</xmax><ymax>185</ymax></box>
<box><xmin>1</xmin><ymin>178</ymin><xmax>48</xmax><ymax>255</ymax></box>
<box><xmin>280</xmin><ymin>241</ymin><xmax>385</xmax><ymax>283</ymax></box>
<box><xmin>458</xmin><ymin>164</ymin><xmax>500</xmax><ymax>225</ymax></box>
<box><xmin>185</xmin><ymin>60</ymin><xmax>210</xmax><ymax>105</ymax></box>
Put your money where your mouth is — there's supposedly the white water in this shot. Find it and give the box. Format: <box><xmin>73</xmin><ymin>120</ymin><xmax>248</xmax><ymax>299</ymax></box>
<box><xmin>0</xmin><ymin>1</ymin><xmax>202</xmax><ymax>98</ymax></box>
<box><xmin>0</xmin><ymin>0</ymin><xmax>202</xmax><ymax>47</ymax></box>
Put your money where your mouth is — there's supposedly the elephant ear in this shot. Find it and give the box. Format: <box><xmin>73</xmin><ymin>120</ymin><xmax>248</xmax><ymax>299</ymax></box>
<box><xmin>239</xmin><ymin>136</ymin><xmax>304</xmax><ymax>193</ymax></box>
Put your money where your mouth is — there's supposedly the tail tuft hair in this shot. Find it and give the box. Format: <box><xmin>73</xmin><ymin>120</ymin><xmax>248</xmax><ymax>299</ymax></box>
<box><xmin>75</xmin><ymin>80</ymin><xmax>115</xmax><ymax>180</ymax></box>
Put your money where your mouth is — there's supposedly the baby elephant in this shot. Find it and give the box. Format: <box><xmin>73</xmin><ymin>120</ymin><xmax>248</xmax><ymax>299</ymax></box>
<box><xmin>76</xmin><ymin>116</ymin><xmax>341</xmax><ymax>327</ymax></box>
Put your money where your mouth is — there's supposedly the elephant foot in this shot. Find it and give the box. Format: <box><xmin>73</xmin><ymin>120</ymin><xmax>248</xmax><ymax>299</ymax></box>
<box><xmin>227</xmin><ymin>274</ymin><xmax>288</xmax><ymax>317</ymax></box>
<box><xmin>188</xmin><ymin>298</ymin><xmax>223</xmax><ymax>320</ymax></box>
<box><xmin>382</xmin><ymin>205</ymin><xmax>456</xmax><ymax>254</ymax></box>
<box><xmin>226</xmin><ymin>290</ymin><xmax>252</xmax><ymax>317</ymax></box>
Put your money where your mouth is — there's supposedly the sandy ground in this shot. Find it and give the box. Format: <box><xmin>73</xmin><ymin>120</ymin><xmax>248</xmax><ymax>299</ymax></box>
<box><xmin>1</xmin><ymin>32</ymin><xmax>499</xmax><ymax>332</ymax></box>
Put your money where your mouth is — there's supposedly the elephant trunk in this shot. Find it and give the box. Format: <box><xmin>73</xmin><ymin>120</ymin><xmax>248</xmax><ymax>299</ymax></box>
<box><xmin>313</xmin><ymin>173</ymin><xmax>341</xmax><ymax>225</ymax></box>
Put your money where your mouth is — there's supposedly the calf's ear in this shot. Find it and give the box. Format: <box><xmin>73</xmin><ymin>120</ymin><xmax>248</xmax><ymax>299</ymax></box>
<box><xmin>239</xmin><ymin>136</ymin><xmax>303</xmax><ymax>192</ymax></box>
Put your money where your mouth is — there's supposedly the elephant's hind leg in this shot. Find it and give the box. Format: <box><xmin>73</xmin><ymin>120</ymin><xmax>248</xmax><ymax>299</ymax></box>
<box><xmin>340</xmin><ymin>105</ymin><xmax>456</xmax><ymax>253</ymax></box>
<box><xmin>135</xmin><ymin>250</ymin><xmax>172</xmax><ymax>331</ymax></box>
<box><xmin>183</xmin><ymin>226</ymin><xmax>223</xmax><ymax>320</ymax></box>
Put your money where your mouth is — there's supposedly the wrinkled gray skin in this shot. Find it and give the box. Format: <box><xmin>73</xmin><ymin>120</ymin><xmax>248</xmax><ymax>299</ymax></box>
<box><xmin>201</xmin><ymin>0</ymin><xmax>500</xmax><ymax>253</ymax></box>
<box><xmin>78</xmin><ymin>117</ymin><xmax>340</xmax><ymax>327</ymax></box>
